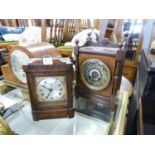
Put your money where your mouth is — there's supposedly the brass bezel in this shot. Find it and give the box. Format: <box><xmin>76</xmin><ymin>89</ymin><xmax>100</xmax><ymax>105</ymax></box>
<box><xmin>80</xmin><ymin>59</ymin><xmax>111</xmax><ymax>91</ymax></box>
<box><xmin>35</xmin><ymin>76</ymin><xmax>67</xmax><ymax>104</ymax></box>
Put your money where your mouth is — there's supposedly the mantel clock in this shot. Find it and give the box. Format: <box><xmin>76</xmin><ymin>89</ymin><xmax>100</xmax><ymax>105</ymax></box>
<box><xmin>23</xmin><ymin>58</ymin><xmax>74</xmax><ymax>120</ymax></box>
<box><xmin>2</xmin><ymin>42</ymin><xmax>60</xmax><ymax>88</ymax></box>
<box><xmin>74</xmin><ymin>38</ymin><xmax>126</xmax><ymax>108</ymax></box>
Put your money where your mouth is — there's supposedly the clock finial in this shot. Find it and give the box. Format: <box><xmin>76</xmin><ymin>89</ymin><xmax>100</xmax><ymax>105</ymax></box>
<box><xmin>86</xmin><ymin>32</ymin><xmax>92</xmax><ymax>44</ymax></box>
<box><xmin>74</xmin><ymin>39</ymin><xmax>79</xmax><ymax>55</ymax></box>
<box><xmin>75</xmin><ymin>39</ymin><xmax>79</xmax><ymax>46</ymax></box>
<box><xmin>88</xmin><ymin>32</ymin><xmax>92</xmax><ymax>37</ymax></box>
<box><xmin>118</xmin><ymin>42</ymin><xmax>123</xmax><ymax>49</ymax></box>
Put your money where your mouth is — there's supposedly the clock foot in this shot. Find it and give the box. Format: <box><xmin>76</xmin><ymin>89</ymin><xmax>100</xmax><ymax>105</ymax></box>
<box><xmin>68</xmin><ymin>108</ymin><xmax>74</xmax><ymax>118</ymax></box>
<box><xmin>32</xmin><ymin>114</ymin><xmax>39</xmax><ymax>121</ymax></box>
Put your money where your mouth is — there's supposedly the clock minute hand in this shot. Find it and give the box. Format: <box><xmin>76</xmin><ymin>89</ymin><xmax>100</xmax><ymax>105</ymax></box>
<box><xmin>40</xmin><ymin>84</ymin><xmax>50</xmax><ymax>90</ymax></box>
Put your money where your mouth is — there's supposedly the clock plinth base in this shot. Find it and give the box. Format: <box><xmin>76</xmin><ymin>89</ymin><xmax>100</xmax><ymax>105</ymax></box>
<box><xmin>75</xmin><ymin>96</ymin><xmax>115</xmax><ymax>122</ymax></box>
<box><xmin>68</xmin><ymin>108</ymin><xmax>75</xmax><ymax>118</ymax></box>
<box><xmin>77</xmin><ymin>89</ymin><xmax>116</xmax><ymax>109</ymax></box>
<box><xmin>32</xmin><ymin>108</ymin><xmax>74</xmax><ymax>121</ymax></box>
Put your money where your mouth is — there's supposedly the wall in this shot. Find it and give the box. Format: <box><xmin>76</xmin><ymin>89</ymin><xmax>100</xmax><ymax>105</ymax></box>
<box><xmin>142</xmin><ymin>19</ymin><xmax>155</xmax><ymax>53</ymax></box>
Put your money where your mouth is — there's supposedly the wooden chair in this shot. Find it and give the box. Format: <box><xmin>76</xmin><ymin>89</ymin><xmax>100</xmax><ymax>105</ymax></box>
<box><xmin>49</xmin><ymin>19</ymin><xmax>65</xmax><ymax>47</ymax></box>
<box><xmin>41</xmin><ymin>19</ymin><xmax>93</xmax><ymax>47</ymax></box>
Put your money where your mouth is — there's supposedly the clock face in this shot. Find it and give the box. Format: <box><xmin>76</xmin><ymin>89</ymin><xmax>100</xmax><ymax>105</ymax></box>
<box><xmin>10</xmin><ymin>50</ymin><xmax>30</xmax><ymax>83</ymax></box>
<box><xmin>80</xmin><ymin>59</ymin><xmax>111</xmax><ymax>91</ymax></box>
<box><xmin>36</xmin><ymin>76</ymin><xmax>66</xmax><ymax>103</ymax></box>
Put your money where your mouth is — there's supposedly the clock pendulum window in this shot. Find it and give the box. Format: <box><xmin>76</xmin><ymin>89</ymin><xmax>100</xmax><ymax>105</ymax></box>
<box><xmin>74</xmin><ymin>35</ymin><xmax>126</xmax><ymax>120</ymax></box>
<box><xmin>23</xmin><ymin>57</ymin><xmax>74</xmax><ymax>121</ymax></box>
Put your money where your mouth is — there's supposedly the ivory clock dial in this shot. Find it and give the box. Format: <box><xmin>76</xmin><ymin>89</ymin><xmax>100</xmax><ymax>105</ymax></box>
<box><xmin>36</xmin><ymin>77</ymin><xmax>66</xmax><ymax>102</ymax></box>
<box><xmin>10</xmin><ymin>50</ymin><xmax>30</xmax><ymax>83</ymax></box>
<box><xmin>80</xmin><ymin>59</ymin><xmax>111</xmax><ymax>91</ymax></box>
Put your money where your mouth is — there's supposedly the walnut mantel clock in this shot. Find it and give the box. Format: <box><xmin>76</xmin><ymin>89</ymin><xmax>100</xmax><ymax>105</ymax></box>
<box><xmin>74</xmin><ymin>39</ymin><xmax>126</xmax><ymax>108</ymax></box>
<box><xmin>1</xmin><ymin>42</ymin><xmax>60</xmax><ymax>88</ymax></box>
<box><xmin>23</xmin><ymin>58</ymin><xmax>74</xmax><ymax>120</ymax></box>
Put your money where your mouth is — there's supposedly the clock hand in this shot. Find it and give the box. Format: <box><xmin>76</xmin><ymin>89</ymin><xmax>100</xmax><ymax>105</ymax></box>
<box><xmin>40</xmin><ymin>84</ymin><xmax>51</xmax><ymax>90</ymax></box>
<box><xmin>46</xmin><ymin>88</ymin><xmax>53</xmax><ymax>99</ymax></box>
<box><xmin>46</xmin><ymin>90</ymin><xmax>51</xmax><ymax>98</ymax></box>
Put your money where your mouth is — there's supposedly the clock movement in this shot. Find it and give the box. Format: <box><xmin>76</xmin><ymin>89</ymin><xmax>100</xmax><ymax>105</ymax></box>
<box><xmin>23</xmin><ymin>57</ymin><xmax>74</xmax><ymax>120</ymax></box>
<box><xmin>74</xmin><ymin>38</ymin><xmax>126</xmax><ymax>108</ymax></box>
<box><xmin>1</xmin><ymin>42</ymin><xmax>61</xmax><ymax>88</ymax></box>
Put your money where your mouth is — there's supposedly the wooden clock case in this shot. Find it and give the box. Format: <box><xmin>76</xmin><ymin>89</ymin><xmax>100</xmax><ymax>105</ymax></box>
<box><xmin>74</xmin><ymin>38</ymin><xmax>126</xmax><ymax>109</ymax></box>
<box><xmin>23</xmin><ymin>59</ymin><xmax>74</xmax><ymax>121</ymax></box>
<box><xmin>1</xmin><ymin>42</ymin><xmax>61</xmax><ymax>88</ymax></box>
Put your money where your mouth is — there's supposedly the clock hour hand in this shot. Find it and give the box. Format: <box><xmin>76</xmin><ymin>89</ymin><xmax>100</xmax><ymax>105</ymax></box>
<box><xmin>46</xmin><ymin>88</ymin><xmax>53</xmax><ymax>99</ymax></box>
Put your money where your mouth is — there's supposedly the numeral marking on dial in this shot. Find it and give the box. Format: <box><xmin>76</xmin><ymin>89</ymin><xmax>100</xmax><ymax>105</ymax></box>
<box><xmin>38</xmin><ymin>77</ymin><xmax>65</xmax><ymax>101</ymax></box>
<box><xmin>41</xmin><ymin>93</ymin><xmax>44</xmax><ymax>96</ymax></box>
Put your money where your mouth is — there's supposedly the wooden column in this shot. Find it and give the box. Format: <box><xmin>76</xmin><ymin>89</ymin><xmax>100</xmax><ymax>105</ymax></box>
<box><xmin>4</xmin><ymin>20</ymin><xmax>9</xmax><ymax>27</ymax></box>
<box><xmin>41</xmin><ymin>19</ymin><xmax>47</xmax><ymax>42</ymax></box>
<box><xmin>98</xmin><ymin>19</ymin><xmax>109</xmax><ymax>41</ymax></box>
<box><xmin>11</xmin><ymin>19</ymin><xmax>18</xmax><ymax>27</ymax></box>
<box><xmin>94</xmin><ymin>19</ymin><xmax>101</xmax><ymax>29</ymax></box>
<box><xmin>63</xmin><ymin>19</ymin><xmax>69</xmax><ymax>42</ymax></box>
<box><xmin>74</xmin><ymin>19</ymin><xmax>80</xmax><ymax>34</ymax></box>
<box><xmin>112</xmin><ymin>19</ymin><xmax>124</xmax><ymax>43</ymax></box>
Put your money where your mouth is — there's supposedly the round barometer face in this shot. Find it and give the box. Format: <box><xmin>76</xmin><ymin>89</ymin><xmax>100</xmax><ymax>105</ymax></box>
<box><xmin>37</xmin><ymin>77</ymin><xmax>65</xmax><ymax>102</ymax></box>
<box><xmin>10</xmin><ymin>50</ymin><xmax>30</xmax><ymax>83</ymax></box>
<box><xmin>80</xmin><ymin>59</ymin><xmax>111</xmax><ymax>91</ymax></box>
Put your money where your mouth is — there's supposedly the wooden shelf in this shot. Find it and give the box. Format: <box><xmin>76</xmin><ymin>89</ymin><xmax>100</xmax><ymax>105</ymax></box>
<box><xmin>57</xmin><ymin>47</ymin><xmax>73</xmax><ymax>57</ymax></box>
<box><xmin>0</xmin><ymin>42</ymin><xmax>18</xmax><ymax>48</ymax></box>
